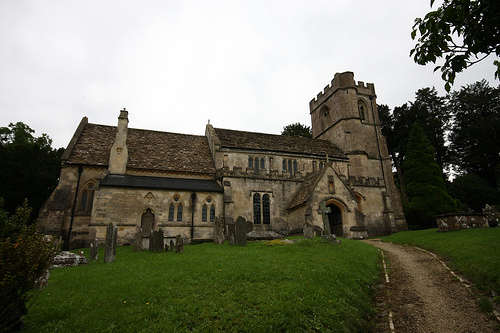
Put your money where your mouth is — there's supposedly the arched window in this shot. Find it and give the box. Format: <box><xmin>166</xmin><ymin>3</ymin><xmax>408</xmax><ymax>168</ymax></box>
<box><xmin>358</xmin><ymin>100</ymin><xmax>367</xmax><ymax>121</ymax></box>
<box><xmin>79</xmin><ymin>182</ymin><xmax>94</xmax><ymax>214</ymax></box>
<box><xmin>288</xmin><ymin>160</ymin><xmax>292</xmax><ymax>173</ymax></box>
<box><xmin>262</xmin><ymin>194</ymin><xmax>270</xmax><ymax>224</ymax></box>
<box><xmin>319</xmin><ymin>162</ymin><xmax>324</xmax><ymax>170</ymax></box>
<box><xmin>282</xmin><ymin>160</ymin><xmax>287</xmax><ymax>171</ymax></box>
<box><xmin>254</xmin><ymin>157</ymin><xmax>259</xmax><ymax>173</ymax></box>
<box><xmin>253</xmin><ymin>193</ymin><xmax>261</xmax><ymax>224</ymax></box>
<box><xmin>293</xmin><ymin>160</ymin><xmax>298</xmax><ymax>173</ymax></box>
<box><xmin>168</xmin><ymin>204</ymin><xmax>175</xmax><ymax>221</ymax></box>
<box><xmin>202</xmin><ymin>204</ymin><xmax>208</xmax><ymax>222</ymax></box>
<box><xmin>260</xmin><ymin>158</ymin><xmax>265</xmax><ymax>170</ymax></box>
<box><xmin>210</xmin><ymin>205</ymin><xmax>215</xmax><ymax>222</ymax></box>
<box><xmin>177</xmin><ymin>204</ymin><xmax>183</xmax><ymax>221</ymax></box>
<box><xmin>248</xmin><ymin>157</ymin><xmax>253</xmax><ymax>168</ymax></box>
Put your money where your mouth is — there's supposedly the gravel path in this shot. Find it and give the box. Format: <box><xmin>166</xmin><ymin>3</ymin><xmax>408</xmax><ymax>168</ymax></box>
<box><xmin>364</xmin><ymin>239</ymin><xmax>498</xmax><ymax>333</ymax></box>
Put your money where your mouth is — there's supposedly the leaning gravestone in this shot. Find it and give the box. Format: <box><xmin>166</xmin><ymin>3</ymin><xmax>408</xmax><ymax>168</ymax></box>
<box><xmin>175</xmin><ymin>234</ymin><xmax>184</xmax><ymax>253</ymax></box>
<box><xmin>213</xmin><ymin>217</ymin><xmax>225</xmax><ymax>244</ymax></box>
<box><xmin>234</xmin><ymin>216</ymin><xmax>247</xmax><ymax>246</ymax></box>
<box><xmin>303</xmin><ymin>223</ymin><xmax>315</xmax><ymax>239</ymax></box>
<box><xmin>89</xmin><ymin>238</ymin><xmax>98</xmax><ymax>261</ymax></box>
<box><xmin>150</xmin><ymin>229</ymin><xmax>164</xmax><ymax>253</ymax></box>
<box><xmin>104</xmin><ymin>222</ymin><xmax>118</xmax><ymax>263</ymax></box>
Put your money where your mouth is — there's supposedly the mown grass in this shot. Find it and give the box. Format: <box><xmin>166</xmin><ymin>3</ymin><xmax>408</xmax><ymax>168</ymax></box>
<box><xmin>382</xmin><ymin>228</ymin><xmax>500</xmax><ymax>296</ymax></box>
<box><xmin>24</xmin><ymin>238</ymin><xmax>380</xmax><ymax>332</ymax></box>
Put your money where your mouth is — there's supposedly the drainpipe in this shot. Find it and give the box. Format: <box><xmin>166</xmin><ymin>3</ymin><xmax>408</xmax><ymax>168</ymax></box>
<box><xmin>67</xmin><ymin>165</ymin><xmax>83</xmax><ymax>250</ymax></box>
<box><xmin>191</xmin><ymin>192</ymin><xmax>197</xmax><ymax>242</ymax></box>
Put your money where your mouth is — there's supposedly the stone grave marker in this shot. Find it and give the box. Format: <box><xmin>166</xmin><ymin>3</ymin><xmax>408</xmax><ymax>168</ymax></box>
<box><xmin>303</xmin><ymin>223</ymin><xmax>315</xmax><ymax>239</ymax></box>
<box><xmin>317</xmin><ymin>201</ymin><xmax>332</xmax><ymax>235</ymax></box>
<box><xmin>227</xmin><ymin>222</ymin><xmax>236</xmax><ymax>245</ymax></box>
<box><xmin>213</xmin><ymin>216</ymin><xmax>225</xmax><ymax>244</ymax></box>
<box><xmin>89</xmin><ymin>238</ymin><xmax>98</xmax><ymax>260</ymax></box>
<box><xmin>170</xmin><ymin>239</ymin><xmax>175</xmax><ymax>252</ymax></box>
<box><xmin>165</xmin><ymin>242</ymin><xmax>169</xmax><ymax>252</ymax></box>
<box><xmin>150</xmin><ymin>229</ymin><xmax>164</xmax><ymax>253</ymax></box>
<box><xmin>175</xmin><ymin>234</ymin><xmax>184</xmax><ymax>253</ymax></box>
<box><xmin>133</xmin><ymin>229</ymin><xmax>143</xmax><ymax>252</ymax></box>
<box><xmin>234</xmin><ymin>216</ymin><xmax>247</xmax><ymax>246</ymax></box>
<box><xmin>104</xmin><ymin>222</ymin><xmax>117</xmax><ymax>263</ymax></box>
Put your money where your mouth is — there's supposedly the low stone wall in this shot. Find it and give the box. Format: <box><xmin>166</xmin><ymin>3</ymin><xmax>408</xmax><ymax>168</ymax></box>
<box><xmin>435</xmin><ymin>213</ymin><xmax>488</xmax><ymax>232</ymax></box>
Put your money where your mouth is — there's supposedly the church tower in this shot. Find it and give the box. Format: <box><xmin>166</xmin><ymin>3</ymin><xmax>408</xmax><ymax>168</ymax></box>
<box><xmin>310</xmin><ymin>72</ymin><xmax>406</xmax><ymax>235</ymax></box>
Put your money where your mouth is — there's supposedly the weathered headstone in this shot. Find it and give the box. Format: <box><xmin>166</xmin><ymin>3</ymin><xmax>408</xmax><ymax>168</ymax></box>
<box><xmin>234</xmin><ymin>216</ymin><xmax>247</xmax><ymax>246</ymax></box>
<box><xmin>227</xmin><ymin>222</ymin><xmax>236</xmax><ymax>245</ymax></box>
<box><xmin>175</xmin><ymin>234</ymin><xmax>184</xmax><ymax>253</ymax></box>
<box><xmin>213</xmin><ymin>216</ymin><xmax>225</xmax><ymax>244</ymax></box>
<box><xmin>89</xmin><ymin>238</ymin><xmax>98</xmax><ymax>260</ymax></box>
<box><xmin>150</xmin><ymin>229</ymin><xmax>164</xmax><ymax>252</ymax></box>
<box><xmin>133</xmin><ymin>229</ymin><xmax>143</xmax><ymax>252</ymax></box>
<box><xmin>165</xmin><ymin>243</ymin><xmax>169</xmax><ymax>252</ymax></box>
<box><xmin>303</xmin><ymin>223</ymin><xmax>315</xmax><ymax>239</ymax></box>
<box><xmin>317</xmin><ymin>201</ymin><xmax>332</xmax><ymax>235</ymax></box>
<box><xmin>104</xmin><ymin>222</ymin><xmax>117</xmax><ymax>263</ymax></box>
<box><xmin>170</xmin><ymin>239</ymin><xmax>175</xmax><ymax>252</ymax></box>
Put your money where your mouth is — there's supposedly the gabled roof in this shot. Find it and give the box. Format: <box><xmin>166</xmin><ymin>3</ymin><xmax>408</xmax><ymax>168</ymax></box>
<box><xmin>214</xmin><ymin>128</ymin><xmax>345</xmax><ymax>158</ymax></box>
<box><xmin>65</xmin><ymin>122</ymin><xmax>216</xmax><ymax>174</ymax></box>
<box><xmin>287</xmin><ymin>168</ymin><xmax>327</xmax><ymax>210</ymax></box>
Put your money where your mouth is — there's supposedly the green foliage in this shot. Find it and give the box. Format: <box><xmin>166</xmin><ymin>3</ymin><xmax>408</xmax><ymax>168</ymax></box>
<box><xmin>448</xmin><ymin>174</ymin><xmax>499</xmax><ymax>212</ymax></box>
<box><xmin>23</xmin><ymin>239</ymin><xmax>380</xmax><ymax>332</ymax></box>
<box><xmin>0</xmin><ymin>122</ymin><xmax>63</xmax><ymax>219</ymax></box>
<box><xmin>382</xmin><ymin>228</ymin><xmax>500</xmax><ymax>295</ymax></box>
<box><xmin>448</xmin><ymin>80</ymin><xmax>500</xmax><ymax>191</ymax></box>
<box><xmin>411</xmin><ymin>0</ymin><xmax>500</xmax><ymax>91</ymax></box>
<box><xmin>281</xmin><ymin>122</ymin><xmax>312</xmax><ymax>138</ymax></box>
<box><xmin>403</xmin><ymin>123</ymin><xmax>457</xmax><ymax>228</ymax></box>
<box><xmin>0</xmin><ymin>200</ymin><xmax>59</xmax><ymax>332</ymax></box>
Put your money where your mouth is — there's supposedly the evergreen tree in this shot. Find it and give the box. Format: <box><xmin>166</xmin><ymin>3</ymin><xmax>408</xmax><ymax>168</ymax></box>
<box><xmin>403</xmin><ymin>123</ymin><xmax>457</xmax><ymax>228</ymax></box>
<box><xmin>281</xmin><ymin>123</ymin><xmax>312</xmax><ymax>138</ymax></box>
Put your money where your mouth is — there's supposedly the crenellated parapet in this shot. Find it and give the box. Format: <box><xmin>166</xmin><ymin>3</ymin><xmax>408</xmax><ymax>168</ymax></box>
<box><xmin>309</xmin><ymin>72</ymin><xmax>376</xmax><ymax>112</ymax></box>
<box><xmin>348</xmin><ymin>176</ymin><xmax>385</xmax><ymax>187</ymax></box>
<box><xmin>221</xmin><ymin>166</ymin><xmax>307</xmax><ymax>182</ymax></box>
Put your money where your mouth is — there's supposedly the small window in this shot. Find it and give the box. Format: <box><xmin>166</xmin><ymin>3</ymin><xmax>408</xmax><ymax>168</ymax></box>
<box><xmin>177</xmin><ymin>204</ymin><xmax>183</xmax><ymax>221</ymax></box>
<box><xmin>210</xmin><ymin>205</ymin><xmax>215</xmax><ymax>222</ymax></box>
<box><xmin>248</xmin><ymin>157</ymin><xmax>253</xmax><ymax>168</ymax></box>
<box><xmin>319</xmin><ymin>162</ymin><xmax>324</xmax><ymax>170</ymax></box>
<box><xmin>293</xmin><ymin>160</ymin><xmax>298</xmax><ymax>173</ymax></box>
<box><xmin>282</xmin><ymin>160</ymin><xmax>287</xmax><ymax>171</ymax></box>
<box><xmin>202</xmin><ymin>204</ymin><xmax>208</xmax><ymax>222</ymax></box>
<box><xmin>288</xmin><ymin>160</ymin><xmax>292</xmax><ymax>173</ymax></box>
<box><xmin>260</xmin><ymin>158</ymin><xmax>265</xmax><ymax>170</ymax></box>
<box><xmin>168</xmin><ymin>204</ymin><xmax>175</xmax><ymax>221</ymax></box>
<box><xmin>79</xmin><ymin>182</ymin><xmax>95</xmax><ymax>214</ymax></box>
<box><xmin>79</xmin><ymin>191</ymin><xmax>88</xmax><ymax>212</ymax></box>
<box><xmin>254</xmin><ymin>157</ymin><xmax>259</xmax><ymax>173</ymax></box>
<box><xmin>253</xmin><ymin>193</ymin><xmax>261</xmax><ymax>224</ymax></box>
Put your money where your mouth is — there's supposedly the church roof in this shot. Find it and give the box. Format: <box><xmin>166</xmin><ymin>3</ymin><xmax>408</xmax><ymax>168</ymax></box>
<box><xmin>287</xmin><ymin>168</ymin><xmax>327</xmax><ymax>210</ymax></box>
<box><xmin>214</xmin><ymin>128</ymin><xmax>345</xmax><ymax>158</ymax></box>
<box><xmin>65</xmin><ymin>123</ymin><xmax>216</xmax><ymax>174</ymax></box>
<box><xmin>100</xmin><ymin>174</ymin><xmax>223</xmax><ymax>192</ymax></box>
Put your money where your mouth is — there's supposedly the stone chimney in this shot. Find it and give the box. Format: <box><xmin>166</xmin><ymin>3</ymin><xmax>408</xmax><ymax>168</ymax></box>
<box><xmin>108</xmin><ymin>109</ymin><xmax>129</xmax><ymax>174</ymax></box>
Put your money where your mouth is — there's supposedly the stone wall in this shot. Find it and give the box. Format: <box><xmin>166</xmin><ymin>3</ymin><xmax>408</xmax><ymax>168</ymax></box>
<box><xmin>436</xmin><ymin>213</ymin><xmax>488</xmax><ymax>231</ymax></box>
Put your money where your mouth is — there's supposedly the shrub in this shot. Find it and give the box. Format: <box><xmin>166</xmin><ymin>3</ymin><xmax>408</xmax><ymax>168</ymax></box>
<box><xmin>0</xmin><ymin>199</ymin><xmax>59</xmax><ymax>332</ymax></box>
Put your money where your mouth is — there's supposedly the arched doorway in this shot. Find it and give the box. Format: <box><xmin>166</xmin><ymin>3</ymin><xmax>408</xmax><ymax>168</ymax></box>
<box><xmin>141</xmin><ymin>209</ymin><xmax>155</xmax><ymax>237</ymax></box>
<box><xmin>327</xmin><ymin>204</ymin><xmax>343</xmax><ymax>236</ymax></box>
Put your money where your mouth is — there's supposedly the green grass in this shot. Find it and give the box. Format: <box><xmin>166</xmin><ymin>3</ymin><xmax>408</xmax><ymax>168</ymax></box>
<box><xmin>24</xmin><ymin>238</ymin><xmax>380</xmax><ymax>332</ymax></box>
<box><xmin>382</xmin><ymin>228</ymin><xmax>500</xmax><ymax>295</ymax></box>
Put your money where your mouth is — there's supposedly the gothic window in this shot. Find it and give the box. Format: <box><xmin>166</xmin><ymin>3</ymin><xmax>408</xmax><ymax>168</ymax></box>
<box><xmin>319</xmin><ymin>162</ymin><xmax>324</xmax><ymax>170</ymax></box>
<box><xmin>254</xmin><ymin>157</ymin><xmax>259</xmax><ymax>173</ymax></box>
<box><xmin>358</xmin><ymin>100</ymin><xmax>367</xmax><ymax>121</ymax></box>
<box><xmin>262</xmin><ymin>194</ymin><xmax>270</xmax><ymax>224</ymax></box>
<box><xmin>322</xmin><ymin>105</ymin><xmax>329</xmax><ymax>117</ymax></box>
<box><xmin>210</xmin><ymin>205</ymin><xmax>215</xmax><ymax>222</ymax></box>
<box><xmin>248</xmin><ymin>157</ymin><xmax>253</xmax><ymax>168</ymax></box>
<box><xmin>288</xmin><ymin>160</ymin><xmax>292</xmax><ymax>173</ymax></box>
<box><xmin>282</xmin><ymin>160</ymin><xmax>287</xmax><ymax>171</ymax></box>
<box><xmin>177</xmin><ymin>204</ymin><xmax>183</xmax><ymax>221</ymax></box>
<box><xmin>260</xmin><ymin>158</ymin><xmax>265</xmax><ymax>170</ymax></box>
<box><xmin>253</xmin><ymin>193</ymin><xmax>261</xmax><ymax>224</ymax></box>
<box><xmin>79</xmin><ymin>182</ymin><xmax>95</xmax><ymax>214</ymax></box>
<box><xmin>202</xmin><ymin>204</ymin><xmax>208</xmax><ymax>222</ymax></box>
<box><xmin>168</xmin><ymin>204</ymin><xmax>175</xmax><ymax>221</ymax></box>
<box><xmin>293</xmin><ymin>160</ymin><xmax>298</xmax><ymax>173</ymax></box>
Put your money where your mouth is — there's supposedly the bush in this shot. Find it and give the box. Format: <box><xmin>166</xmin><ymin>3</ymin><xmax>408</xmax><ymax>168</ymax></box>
<box><xmin>0</xmin><ymin>199</ymin><xmax>59</xmax><ymax>332</ymax></box>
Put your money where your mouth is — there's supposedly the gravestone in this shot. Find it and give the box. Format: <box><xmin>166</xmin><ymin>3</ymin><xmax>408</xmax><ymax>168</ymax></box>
<box><xmin>104</xmin><ymin>222</ymin><xmax>117</xmax><ymax>263</ymax></box>
<box><xmin>150</xmin><ymin>229</ymin><xmax>164</xmax><ymax>252</ymax></box>
<box><xmin>213</xmin><ymin>216</ymin><xmax>225</xmax><ymax>244</ymax></box>
<box><xmin>227</xmin><ymin>222</ymin><xmax>236</xmax><ymax>245</ymax></box>
<box><xmin>133</xmin><ymin>229</ymin><xmax>143</xmax><ymax>252</ymax></box>
<box><xmin>165</xmin><ymin>243</ymin><xmax>169</xmax><ymax>252</ymax></box>
<box><xmin>175</xmin><ymin>234</ymin><xmax>184</xmax><ymax>253</ymax></box>
<box><xmin>89</xmin><ymin>238</ymin><xmax>98</xmax><ymax>260</ymax></box>
<box><xmin>303</xmin><ymin>223</ymin><xmax>315</xmax><ymax>239</ymax></box>
<box><xmin>317</xmin><ymin>201</ymin><xmax>332</xmax><ymax>235</ymax></box>
<box><xmin>234</xmin><ymin>216</ymin><xmax>247</xmax><ymax>246</ymax></box>
<box><xmin>170</xmin><ymin>239</ymin><xmax>175</xmax><ymax>252</ymax></box>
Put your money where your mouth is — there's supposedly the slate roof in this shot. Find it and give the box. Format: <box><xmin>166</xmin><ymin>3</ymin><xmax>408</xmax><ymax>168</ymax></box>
<box><xmin>100</xmin><ymin>174</ymin><xmax>223</xmax><ymax>192</ymax></box>
<box><xmin>287</xmin><ymin>168</ymin><xmax>327</xmax><ymax>210</ymax></box>
<box><xmin>214</xmin><ymin>128</ymin><xmax>345</xmax><ymax>158</ymax></box>
<box><xmin>65</xmin><ymin>123</ymin><xmax>216</xmax><ymax>174</ymax></box>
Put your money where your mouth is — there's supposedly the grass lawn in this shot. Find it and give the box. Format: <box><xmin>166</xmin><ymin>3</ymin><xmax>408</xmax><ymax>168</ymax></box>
<box><xmin>382</xmin><ymin>228</ymin><xmax>500</xmax><ymax>296</ymax></box>
<box><xmin>24</xmin><ymin>238</ymin><xmax>380</xmax><ymax>332</ymax></box>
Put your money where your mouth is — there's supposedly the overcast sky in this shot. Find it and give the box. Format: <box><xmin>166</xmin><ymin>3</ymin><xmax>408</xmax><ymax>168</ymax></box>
<box><xmin>1</xmin><ymin>0</ymin><xmax>497</xmax><ymax>149</ymax></box>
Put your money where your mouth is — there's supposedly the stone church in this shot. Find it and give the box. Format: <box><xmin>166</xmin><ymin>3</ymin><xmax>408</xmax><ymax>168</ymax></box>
<box><xmin>38</xmin><ymin>72</ymin><xmax>407</xmax><ymax>248</ymax></box>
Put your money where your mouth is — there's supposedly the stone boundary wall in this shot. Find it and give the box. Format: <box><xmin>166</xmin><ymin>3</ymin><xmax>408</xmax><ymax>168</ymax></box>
<box><xmin>435</xmin><ymin>213</ymin><xmax>488</xmax><ymax>232</ymax></box>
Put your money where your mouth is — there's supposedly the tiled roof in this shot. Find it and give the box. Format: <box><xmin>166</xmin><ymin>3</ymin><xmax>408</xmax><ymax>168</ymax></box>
<box><xmin>101</xmin><ymin>174</ymin><xmax>223</xmax><ymax>192</ymax></box>
<box><xmin>287</xmin><ymin>168</ymin><xmax>327</xmax><ymax>210</ymax></box>
<box><xmin>66</xmin><ymin>123</ymin><xmax>216</xmax><ymax>174</ymax></box>
<box><xmin>214</xmin><ymin>128</ymin><xmax>345</xmax><ymax>158</ymax></box>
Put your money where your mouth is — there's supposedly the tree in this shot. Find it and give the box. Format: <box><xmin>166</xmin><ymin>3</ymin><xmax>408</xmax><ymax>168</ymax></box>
<box><xmin>448</xmin><ymin>174</ymin><xmax>499</xmax><ymax>212</ymax></box>
<box><xmin>403</xmin><ymin>123</ymin><xmax>457</xmax><ymax>228</ymax></box>
<box><xmin>448</xmin><ymin>80</ymin><xmax>500</xmax><ymax>190</ymax></box>
<box><xmin>281</xmin><ymin>123</ymin><xmax>312</xmax><ymax>138</ymax></box>
<box><xmin>411</xmin><ymin>0</ymin><xmax>500</xmax><ymax>91</ymax></box>
<box><xmin>0</xmin><ymin>122</ymin><xmax>63</xmax><ymax>220</ymax></box>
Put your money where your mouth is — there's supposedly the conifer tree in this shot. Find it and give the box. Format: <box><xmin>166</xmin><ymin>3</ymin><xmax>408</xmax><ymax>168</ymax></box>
<box><xmin>403</xmin><ymin>123</ymin><xmax>457</xmax><ymax>228</ymax></box>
